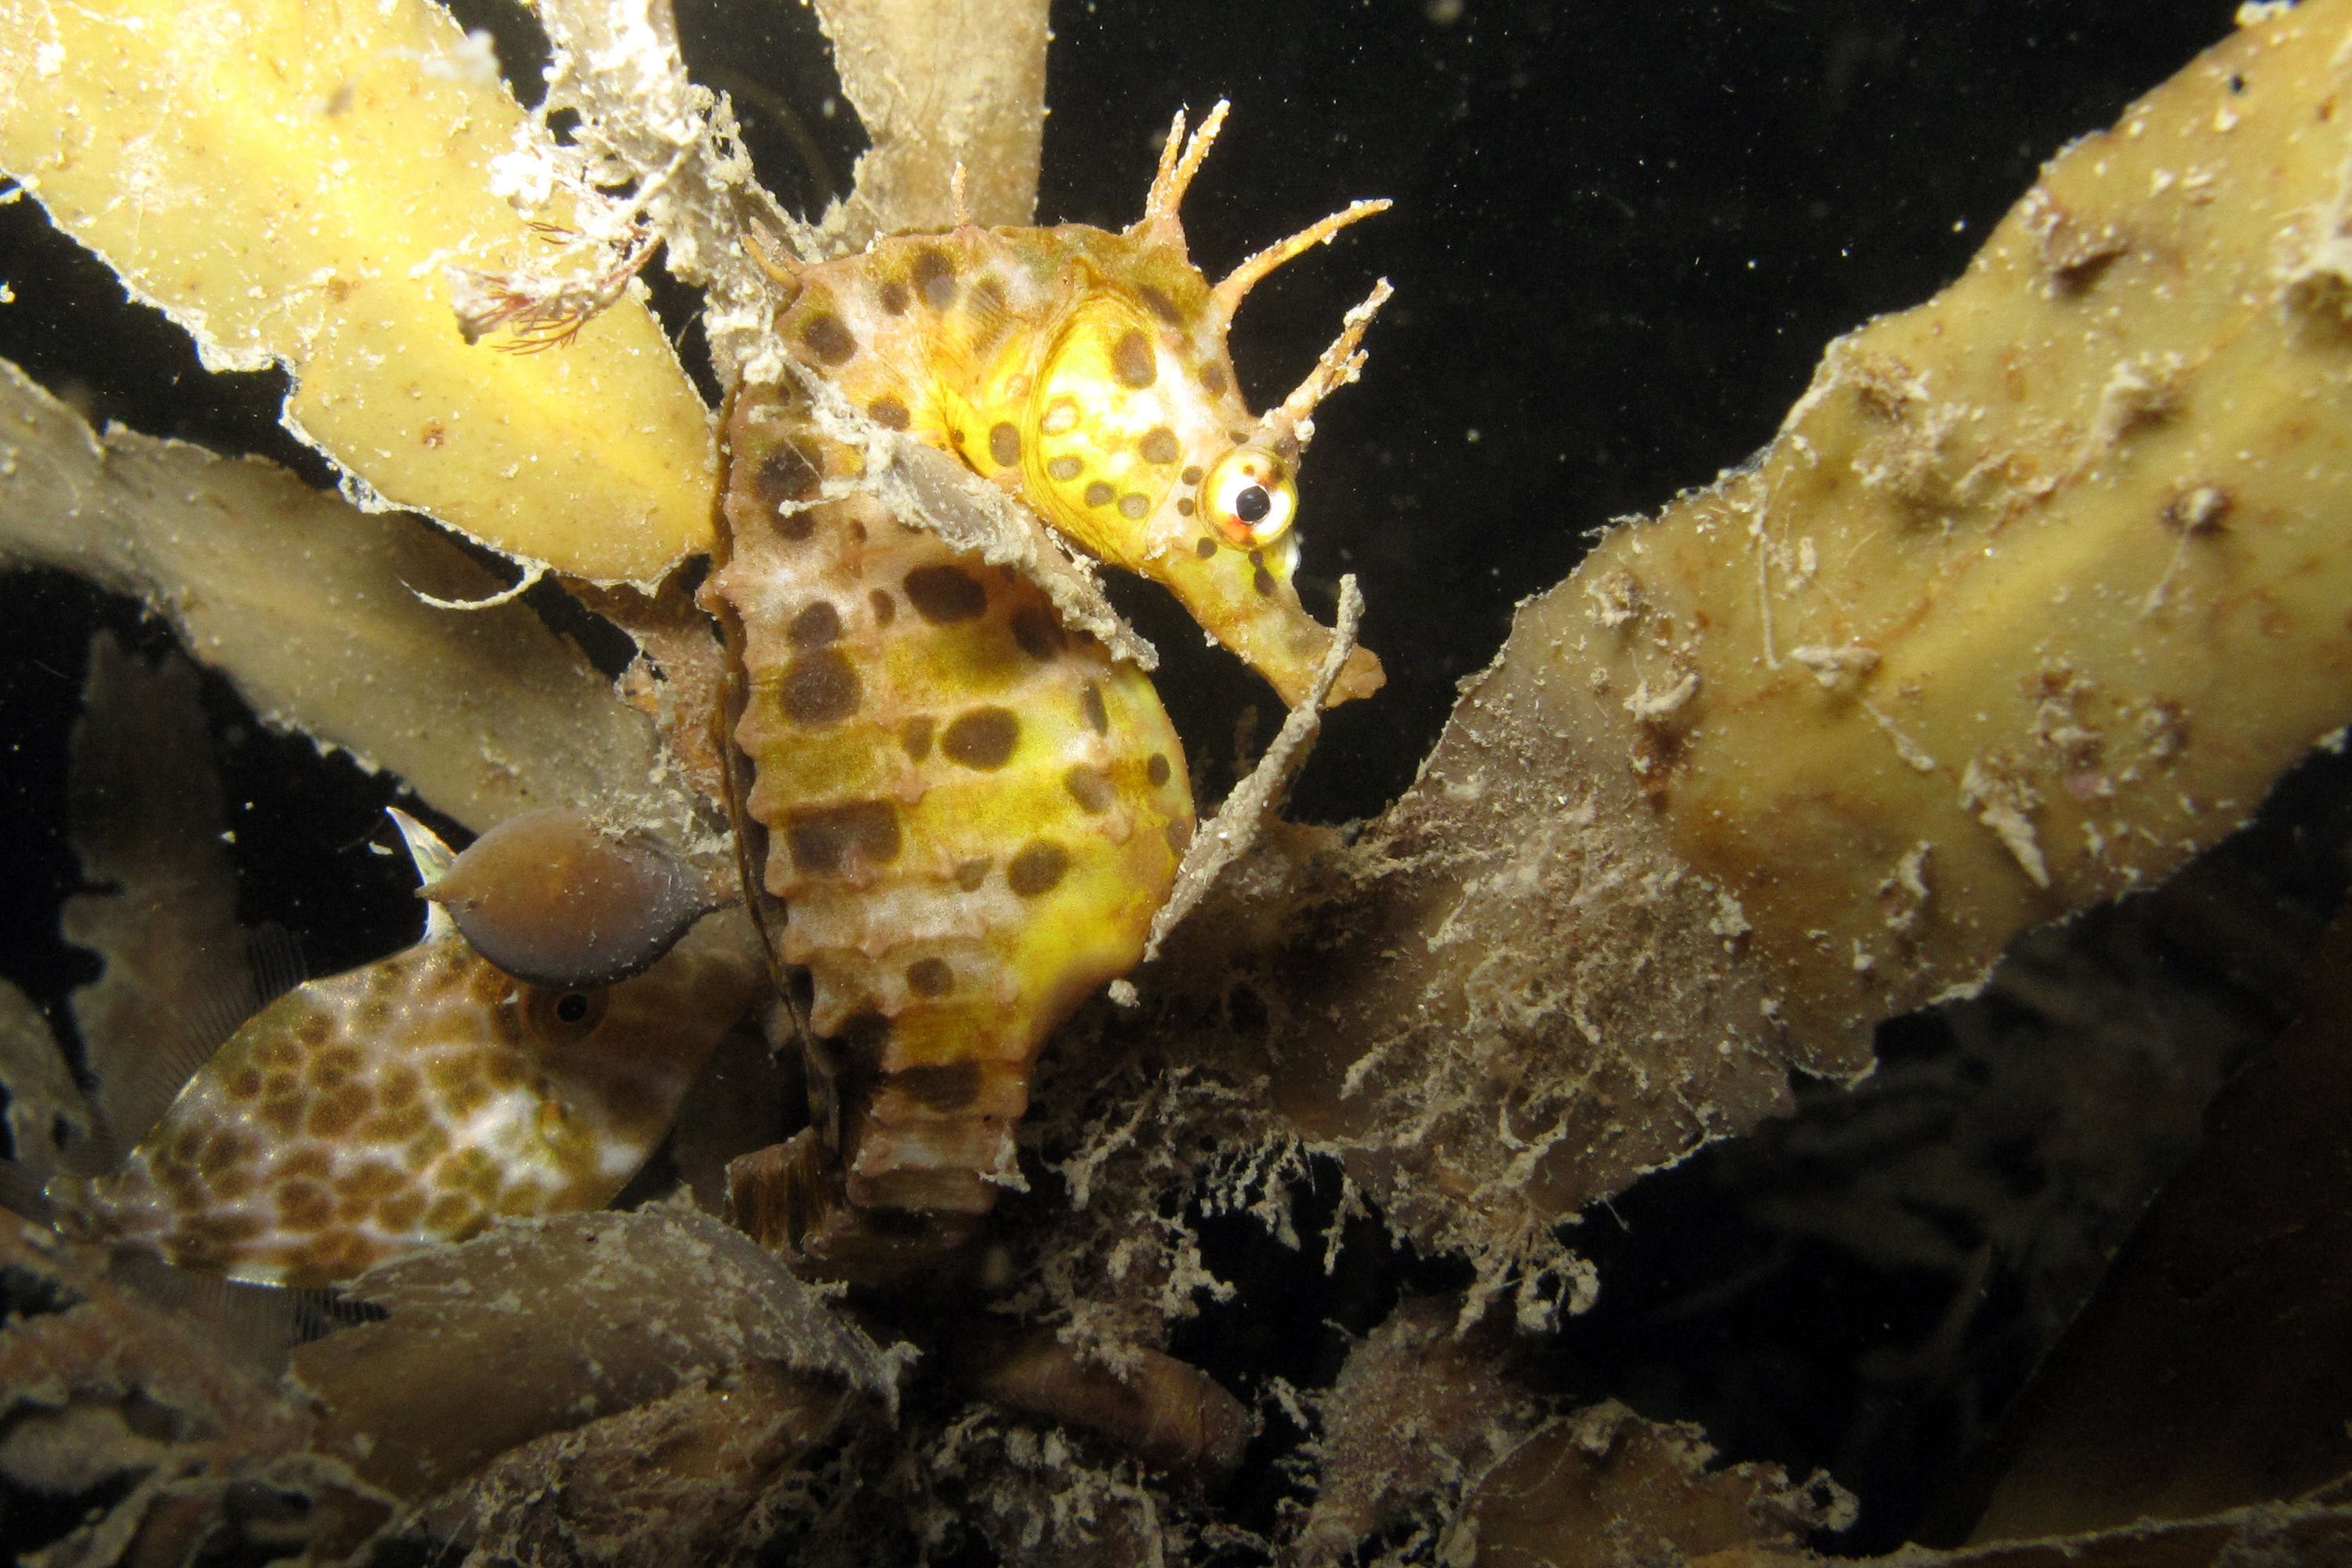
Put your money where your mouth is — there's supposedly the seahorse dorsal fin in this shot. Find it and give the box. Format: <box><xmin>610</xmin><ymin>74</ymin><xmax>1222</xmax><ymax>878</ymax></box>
<box><xmin>386</xmin><ymin>807</ymin><xmax>460</xmax><ymax>942</ymax></box>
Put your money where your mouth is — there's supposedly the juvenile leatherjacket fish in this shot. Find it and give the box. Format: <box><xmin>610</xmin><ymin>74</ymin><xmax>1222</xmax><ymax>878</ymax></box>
<box><xmin>50</xmin><ymin>811</ymin><xmax>760</xmax><ymax>1287</ymax></box>
<box><xmin>706</xmin><ymin>103</ymin><xmax>1388</xmax><ymax>1278</ymax></box>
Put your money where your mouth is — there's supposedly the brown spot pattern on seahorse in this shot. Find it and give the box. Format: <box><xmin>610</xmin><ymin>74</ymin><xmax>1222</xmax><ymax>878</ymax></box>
<box><xmin>378</xmin><ymin>1191</ymin><xmax>427</xmax><ymax>1231</ymax></box>
<box><xmin>201</xmin><ymin>1129</ymin><xmax>253</xmax><ymax>1175</ymax></box>
<box><xmin>781</xmin><ymin>649</ymin><xmax>861</xmax><ymax>725</ymax></box>
<box><xmin>278</xmin><ymin>1180</ymin><xmax>334</xmax><ymax>1231</ymax></box>
<box><xmin>336</xmin><ymin>1161</ymin><xmax>407</xmax><ymax>1200</ymax></box>
<box><xmin>989</xmin><ymin>422</ymin><xmax>1021</xmax><ymax>466</ymax></box>
<box><xmin>942</xmin><ymin>707</ymin><xmax>1021</xmax><ymax>770</ymax></box>
<box><xmin>800</xmin><ymin>313</ymin><xmax>857</xmax><ymax>365</ymax></box>
<box><xmin>1112</xmin><ymin>328</ymin><xmax>1156</xmax><ymax>389</ymax></box>
<box><xmin>840</xmin><ymin>1011</ymin><xmax>893</xmax><ymax>1069</ymax></box>
<box><xmin>423</xmin><ymin>1193</ymin><xmax>478</xmax><ymax>1234</ymax></box>
<box><xmin>1010</xmin><ymin>606</ymin><xmax>1064</xmax><ymax>662</ymax></box>
<box><xmin>379</xmin><ymin>1065</ymin><xmax>421</xmax><ymax>1109</ymax></box>
<box><xmin>756</xmin><ymin>440</ymin><xmax>822</xmax><ymax>506</ymax></box>
<box><xmin>1064</xmin><ymin>764</ymin><xmax>1114</xmax><ymax>814</ymax></box>
<box><xmin>786</xmin><ymin>800</ymin><xmax>903</xmax><ymax>877</ymax></box>
<box><xmin>1007</xmin><ymin>840</ymin><xmax>1071</xmax><ymax>897</ymax></box>
<box><xmin>789</xmin><ymin>601</ymin><xmax>841</xmax><ymax>648</ymax></box>
<box><xmin>894</xmin><ymin>1061</ymin><xmax>983</xmax><ymax>1112</ymax></box>
<box><xmin>307</xmin><ymin>1083</ymin><xmax>374</xmax><ymax>1140</ymax></box>
<box><xmin>913</xmin><ymin>249</ymin><xmax>956</xmax><ymax>310</ymax></box>
<box><xmin>903</xmin><ymin>564</ymin><xmax>989</xmax><ymax>623</ymax></box>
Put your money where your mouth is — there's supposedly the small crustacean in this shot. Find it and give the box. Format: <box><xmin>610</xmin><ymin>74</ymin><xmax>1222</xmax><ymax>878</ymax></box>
<box><xmin>705</xmin><ymin>103</ymin><xmax>1389</xmax><ymax>1279</ymax></box>
<box><xmin>45</xmin><ymin>810</ymin><xmax>760</xmax><ymax>1287</ymax></box>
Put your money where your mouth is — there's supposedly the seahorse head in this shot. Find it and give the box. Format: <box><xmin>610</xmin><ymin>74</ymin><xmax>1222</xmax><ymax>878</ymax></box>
<box><xmin>1014</xmin><ymin>103</ymin><xmax>1392</xmax><ymax>710</ymax></box>
<box><xmin>754</xmin><ymin>103</ymin><xmax>1390</xmax><ymax>709</ymax></box>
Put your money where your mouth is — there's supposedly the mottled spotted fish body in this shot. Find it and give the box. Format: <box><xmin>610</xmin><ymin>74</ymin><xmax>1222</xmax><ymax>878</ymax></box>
<box><xmin>710</xmin><ymin>374</ymin><xmax>1194</xmax><ymax>1233</ymax></box>
<box><xmin>54</xmin><ymin>916</ymin><xmax>760</xmax><ymax>1287</ymax></box>
<box><xmin>760</xmin><ymin>101</ymin><xmax>1389</xmax><ymax>710</ymax></box>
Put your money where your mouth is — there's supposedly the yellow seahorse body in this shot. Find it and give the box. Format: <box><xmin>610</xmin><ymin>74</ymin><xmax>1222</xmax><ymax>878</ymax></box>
<box><xmin>710</xmin><ymin>383</ymin><xmax>1192</xmax><ymax>1236</ymax></box>
<box><xmin>706</xmin><ymin>104</ymin><xmax>1386</xmax><ymax>1276</ymax></box>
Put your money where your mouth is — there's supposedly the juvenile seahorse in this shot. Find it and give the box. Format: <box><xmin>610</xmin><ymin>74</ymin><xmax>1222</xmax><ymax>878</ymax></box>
<box><xmin>45</xmin><ymin>811</ymin><xmax>760</xmax><ymax>1287</ymax></box>
<box><xmin>706</xmin><ymin>103</ymin><xmax>1388</xmax><ymax>1279</ymax></box>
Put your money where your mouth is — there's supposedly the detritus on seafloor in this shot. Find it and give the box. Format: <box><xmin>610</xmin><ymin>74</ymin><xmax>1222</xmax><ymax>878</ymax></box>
<box><xmin>292</xmin><ymin>1208</ymin><xmax>903</xmax><ymax>1499</ymax></box>
<box><xmin>0</xmin><ymin>1222</ymin><xmax>401</xmax><ymax>1567</ymax></box>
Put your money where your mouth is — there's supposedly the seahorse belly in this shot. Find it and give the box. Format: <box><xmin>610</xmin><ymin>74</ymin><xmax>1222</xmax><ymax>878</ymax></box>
<box><xmin>708</xmin><ymin>375</ymin><xmax>1193</xmax><ymax>1220</ymax></box>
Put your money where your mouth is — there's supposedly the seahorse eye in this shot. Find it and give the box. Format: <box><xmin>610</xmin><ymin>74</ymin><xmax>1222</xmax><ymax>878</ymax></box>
<box><xmin>1202</xmin><ymin>445</ymin><xmax>1296</xmax><ymax>548</ymax></box>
